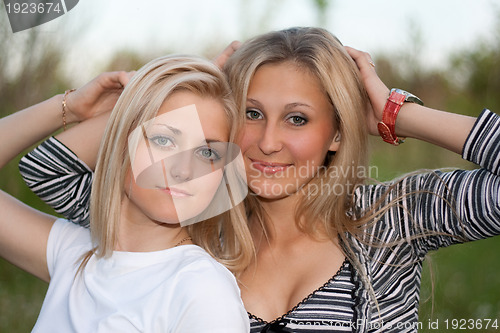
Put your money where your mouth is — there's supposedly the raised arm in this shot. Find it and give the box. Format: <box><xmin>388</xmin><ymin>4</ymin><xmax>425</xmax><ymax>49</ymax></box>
<box><xmin>0</xmin><ymin>95</ymin><xmax>64</xmax><ymax>282</ymax></box>
<box><xmin>347</xmin><ymin>47</ymin><xmax>500</xmax><ymax>255</ymax></box>
<box><xmin>346</xmin><ymin>46</ymin><xmax>476</xmax><ymax>154</ymax></box>
<box><xmin>2</xmin><ymin>72</ymin><xmax>131</xmax><ymax>282</ymax></box>
<box><xmin>19</xmin><ymin>72</ymin><xmax>133</xmax><ymax>226</ymax></box>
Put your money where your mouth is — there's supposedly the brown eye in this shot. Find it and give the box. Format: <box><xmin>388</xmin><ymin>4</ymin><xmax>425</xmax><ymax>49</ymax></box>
<box><xmin>246</xmin><ymin>109</ymin><xmax>263</xmax><ymax>120</ymax></box>
<box><xmin>287</xmin><ymin>115</ymin><xmax>307</xmax><ymax>126</ymax></box>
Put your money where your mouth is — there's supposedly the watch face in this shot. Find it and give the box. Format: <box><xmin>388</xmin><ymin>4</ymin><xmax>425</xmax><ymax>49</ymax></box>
<box><xmin>391</xmin><ymin>88</ymin><xmax>424</xmax><ymax>106</ymax></box>
<box><xmin>406</xmin><ymin>95</ymin><xmax>424</xmax><ymax>105</ymax></box>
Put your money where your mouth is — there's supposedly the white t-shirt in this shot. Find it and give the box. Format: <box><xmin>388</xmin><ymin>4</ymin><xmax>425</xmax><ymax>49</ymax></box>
<box><xmin>32</xmin><ymin>219</ymin><xmax>249</xmax><ymax>332</ymax></box>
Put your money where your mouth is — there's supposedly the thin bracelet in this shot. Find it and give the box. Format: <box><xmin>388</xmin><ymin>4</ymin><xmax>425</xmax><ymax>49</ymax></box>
<box><xmin>62</xmin><ymin>89</ymin><xmax>76</xmax><ymax>131</ymax></box>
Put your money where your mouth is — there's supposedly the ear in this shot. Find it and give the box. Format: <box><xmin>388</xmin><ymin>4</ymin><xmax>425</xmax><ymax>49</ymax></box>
<box><xmin>328</xmin><ymin>131</ymin><xmax>341</xmax><ymax>152</ymax></box>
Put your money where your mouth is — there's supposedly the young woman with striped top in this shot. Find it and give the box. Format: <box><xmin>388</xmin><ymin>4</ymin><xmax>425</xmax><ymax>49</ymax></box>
<box><xmin>19</xmin><ymin>27</ymin><xmax>500</xmax><ymax>332</ymax></box>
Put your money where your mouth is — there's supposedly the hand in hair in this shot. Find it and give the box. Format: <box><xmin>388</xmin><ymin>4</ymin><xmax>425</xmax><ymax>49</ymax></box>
<box><xmin>213</xmin><ymin>41</ymin><xmax>242</xmax><ymax>69</ymax></box>
<box><xmin>64</xmin><ymin>71</ymin><xmax>135</xmax><ymax>123</ymax></box>
<box><xmin>346</xmin><ymin>46</ymin><xmax>475</xmax><ymax>154</ymax></box>
<box><xmin>345</xmin><ymin>46</ymin><xmax>390</xmax><ymax>136</ymax></box>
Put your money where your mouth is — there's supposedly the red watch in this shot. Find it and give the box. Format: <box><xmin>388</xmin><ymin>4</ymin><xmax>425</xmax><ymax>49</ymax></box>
<box><xmin>377</xmin><ymin>88</ymin><xmax>423</xmax><ymax>145</ymax></box>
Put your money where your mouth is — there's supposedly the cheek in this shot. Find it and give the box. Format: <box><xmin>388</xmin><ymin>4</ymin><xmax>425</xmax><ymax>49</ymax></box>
<box><xmin>288</xmin><ymin>128</ymin><xmax>334</xmax><ymax>165</ymax></box>
<box><xmin>237</xmin><ymin>125</ymin><xmax>259</xmax><ymax>154</ymax></box>
<box><xmin>130</xmin><ymin>141</ymin><xmax>154</xmax><ymax>180</ymax></box>
<box><xmin>193</xmin><ymin>170</ymin><xmax>223</xmax><ymax>198</ymax></box>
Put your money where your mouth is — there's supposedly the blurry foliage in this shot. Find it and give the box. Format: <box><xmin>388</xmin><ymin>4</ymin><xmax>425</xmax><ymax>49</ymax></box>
<box><xmin>449</xmin><ymin>17</ymin><xmax>500</xmax><ymax>114</ymax></box>
<box><xmin>312</xmin><ymin>0</ymin><xmax>331</xmax><ymax>26</ymax></box>
<box><xmin>0</xmin><ymin>14</ymin><xmax>70</xmax><ymax>215</ymax></box>
<box><xmin>1</xmin><ymin>2</ymin><xmax>500</xmax><ymax>332</ymax></box>
<box><xmin>103</xmin><ymin>51</ymin><xmax>147</xmax><ymax>72</ymax></box>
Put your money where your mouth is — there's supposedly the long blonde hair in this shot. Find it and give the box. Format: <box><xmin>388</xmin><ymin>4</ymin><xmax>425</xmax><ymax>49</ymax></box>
<box><xmin>87</xmin><ymin>55</ymin><xmax>254</xmax><ymax>275</ymax></box>
<box><xmin>224</xmin><ymin>27</ymin><xmax>370</xmax><ymax>245</ymax></box>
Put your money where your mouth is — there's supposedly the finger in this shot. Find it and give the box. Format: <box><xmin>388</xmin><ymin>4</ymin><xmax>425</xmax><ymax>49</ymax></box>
<box><xmin>99</xmin><ymin>71</ymin><xmax>133</xmax><ymax>89</ymax></box>
<box><xmin>345</xmin><ymin>46</ymin><xmax>376</xmax><ymax>72</ymax></box>
<box><xmin>118</xmin><ymin>71</ymin><xmax>136</xmax><ymax>87</ymax></box>
<box><xmin>345</xmin><ymin>47</ymin><xmax>389</xmax><ymax>114</ymax></box>
<box><xmin>213</xmin><ymin>40</ymin><xmax>242</xmax><ymax>69</ymax></box>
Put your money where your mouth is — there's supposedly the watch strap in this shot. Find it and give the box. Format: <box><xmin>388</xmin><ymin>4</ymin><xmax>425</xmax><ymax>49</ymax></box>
<box><xmin>377</xmin><ymin>90</ymin><xmax>406</xmax><ymax>145</ymax></box>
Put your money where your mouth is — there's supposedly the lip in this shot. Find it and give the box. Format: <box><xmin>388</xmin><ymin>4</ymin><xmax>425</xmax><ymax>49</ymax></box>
<box><xmin>160</xmin><ymin>187</ymin><xmax>192</xmax><ymax>197</ymax></box>
<box><xmin>249</xmin><ymin>158</ymin><xmax>292</xmax><ymax>174</ymax></box>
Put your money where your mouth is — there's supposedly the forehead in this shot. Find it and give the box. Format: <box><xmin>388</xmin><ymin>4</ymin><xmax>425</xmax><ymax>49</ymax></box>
<box><xmin>250</xmin><ymin>62</ymin><xmax>323</xmax><ymax>91</ymax></box>
<box><xmin>248</xmin><ymin>62</ymin><xmax>331</xmax><ymax>110</ymax></box>
<box><xmin>155</xmin><ymin>90</ymin><xmax>229</xmax><ymax>139</ymax></box>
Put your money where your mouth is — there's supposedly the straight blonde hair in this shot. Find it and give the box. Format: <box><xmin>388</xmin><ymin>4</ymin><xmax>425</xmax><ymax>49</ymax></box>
<box><xmin>85</xmin><ymin>55</ymin><xmax>254</xmax><ymax>275</ymax></box>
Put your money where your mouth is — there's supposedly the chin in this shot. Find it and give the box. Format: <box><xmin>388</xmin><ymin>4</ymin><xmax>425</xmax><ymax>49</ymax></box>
<box><xmin>248</xmin><ymin>178</ymin><xmax>302</xmax><ymax>200</ymax></box>
<box><xmin>148</xmin><ymin>210</ymin><xmax>181</xmax><ymax>226</ymax></box>
<box><xmin>248</xmin><ymin>185</ymin><xmax>295</xmax><ymax>200</ymax></box>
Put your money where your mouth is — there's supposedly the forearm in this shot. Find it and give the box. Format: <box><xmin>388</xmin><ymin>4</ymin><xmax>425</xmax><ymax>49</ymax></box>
<box><xmin>396</xmin><ymin>104</ymin><xmax>477</xmax><ymax>154</ymax></box>
<box><xmin>17</xmin><ymin>99</ymin><xmax>110</xmax><ymax>227</ymax></box>
<box><xmin>345</xmin><ymin>47</ymin><xmax>478</xmax><ymax>155</ymax></box>
<box><xmin>5</xmin><ymin>70</ymin><xmax>131</xmax><ymax>170</ymax></box>
<box><xmin>54</xmin><ymin>111</ymin><xmax>110</xmax><ymax>170</ymax></box>
<box><xmin>0</xmin><ymin>94</ymin><xmax>69</xmax><ymax>168</ymax></box>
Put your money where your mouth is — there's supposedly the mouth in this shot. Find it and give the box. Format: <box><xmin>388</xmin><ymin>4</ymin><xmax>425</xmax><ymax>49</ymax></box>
<box><xmin>249</xmin><ymin>158</ymin><xmax>292</xmax><ymax>174</ymax></box>
<box><xmin>160</xmin><ymin>187</ymin><xmax>192</xmax><ymax>197</ymax></box>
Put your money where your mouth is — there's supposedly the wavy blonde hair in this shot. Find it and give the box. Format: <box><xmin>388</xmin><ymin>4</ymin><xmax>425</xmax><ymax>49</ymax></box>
<box><xmin>224</xmin><ymin>27</ymin><xmax>369</xmax><ymax>247</ymax></box>
<box><xmin>85</xmin><ymin>55</ymin><xmax>254</xmax><ymax>275</ymax></box>
<box><xmin>224</xmin><ymin>28</ymin><xmax>461</xmax><ymax>313</ymax></box>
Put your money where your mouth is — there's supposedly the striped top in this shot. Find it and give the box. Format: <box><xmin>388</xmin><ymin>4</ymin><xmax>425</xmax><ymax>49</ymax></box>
<box><xmin>248</xmin><ymin>259</ymin><xmax>356</xmax><ymax>332</ymax></box>
<box><xmin>19</xmin><ymin>109</ymin><xmax>500</xmax><ymax>333</ymax></box>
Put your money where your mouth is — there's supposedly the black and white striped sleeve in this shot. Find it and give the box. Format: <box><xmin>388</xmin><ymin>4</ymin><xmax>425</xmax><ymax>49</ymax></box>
<box><xmin>411</xmin><ymin>109</ymin><xmax>500</xmax><ymax>254</ymax></box>
<box><xmin>463</xmin><ymin>109</ymin><xmax>500</xmax><ymax>175</ymax></box>
<box><xmin>18</xmin><ymin>137</ymin><xmax>93</xmax><ymax>227</ymax></box>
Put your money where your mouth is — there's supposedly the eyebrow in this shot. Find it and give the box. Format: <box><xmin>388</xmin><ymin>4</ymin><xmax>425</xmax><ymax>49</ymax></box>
<box><xmin>247</xmin><ymin>98</ymin><xmax>312</xmax><ymax>111</ymax></box>
<box><xmin>247</xmin><ymin>98</ymin><xmax>263</xmax><ymax>109</ymax></box>
<box><xmin>284</xmin><ymin>102</ymin><xmax>312</xmax><ymax>111</ymax></box>
<box><xmin>153</xmin><ymin>124</ymin><xmax>182</xmax><ymax>136</ymax></box>
<box><xmin>151</xmin><ymin>124</ymin><xmax>226</xmax><ymax>144</ymax></box>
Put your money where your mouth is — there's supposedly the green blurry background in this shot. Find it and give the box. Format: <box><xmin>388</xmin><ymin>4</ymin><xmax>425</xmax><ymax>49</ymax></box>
<box><xmin>1</xmin><ymin>1</ymin><xmax>500</xmax><ymax>331</ymax></box>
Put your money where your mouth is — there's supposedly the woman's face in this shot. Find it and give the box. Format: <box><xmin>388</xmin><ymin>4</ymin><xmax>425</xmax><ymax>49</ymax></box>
<box><xmin>124</xmin><ymin>90</ymin><xmax>230</xmax><ymax>225</ymax></box>
<box><xmin>238</xmin><ymin>62</ymin><xmax>340</xmax><ymax>200</ymax></box>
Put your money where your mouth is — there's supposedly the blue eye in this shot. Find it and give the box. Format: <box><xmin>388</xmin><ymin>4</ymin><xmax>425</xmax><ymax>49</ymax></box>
<box><xmin>246</xmin><ymin>109</ymin><xmax>263</xmax><ymax>120</ymax></box>
<box><xmin>286</xmin><ymin>115</ymin><xmax>307</xmax><ymax>126</ymax></box>
<box><xmin>196</xmin><ymin>147</ymin><xmax>221</xmax><ymax>161</ymax></box>
<box><xmin>149</xmin><ymin>135</ymin><xmax>174</xmax><ymax>148</ymax></box>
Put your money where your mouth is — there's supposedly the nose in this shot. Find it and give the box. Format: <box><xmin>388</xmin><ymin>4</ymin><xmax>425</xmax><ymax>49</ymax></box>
<box><xmin>168</xmin><ymin>151</ymin><xmax>193</xmax><ymax>183</ymax></box>
<box><xmin>258</xmin><ymin>123</ymin><xmax>283</xmax><ymax>155</ymax></box>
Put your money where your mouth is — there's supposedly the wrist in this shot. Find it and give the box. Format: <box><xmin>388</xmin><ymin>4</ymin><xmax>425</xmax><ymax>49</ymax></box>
<box><xmin>61</xmin><ymin>89</ymin><xmax>77</xmax><ymax>128</ymax></box>
<box><xmin>377</xmin><ymin>88</ymin><xmax>423</xmax><ymax>145</ymax></box>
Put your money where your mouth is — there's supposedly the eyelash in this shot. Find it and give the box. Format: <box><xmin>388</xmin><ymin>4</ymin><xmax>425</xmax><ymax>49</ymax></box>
<box><xmin>196</xmin><ymin>147</ymin><xmax>222</xmax><ymax>162</ymax></box>
<box><xmin>286</xmin><ymin>115</ymin><xmax>307</xmax><ymax>126</ymax></box>
<box><xmin>246</xmin><ymin>108</ymin><xmax>308</xmax><ymax>126</ymax></box>
<box><xmin>246</xmin><ymin>109</ymin><xmax>263</xmax><ymax>120</ymax></box>
<box><xmin>149</xmin><ymin>135</ymin><xmax>175</xmax><ymax>149</ymax></box>
<box><xmin>148</xmin><ymin>135</ymin><xmax>221</xmax><ymax>162</ymax></box>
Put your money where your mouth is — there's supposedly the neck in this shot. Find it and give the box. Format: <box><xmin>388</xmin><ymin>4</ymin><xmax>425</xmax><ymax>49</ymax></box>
<box><xmin>116</xmin><ymin>197</ymin><xmax>191</xmax><ymax>252</ymax></box>
<box><xmin>251</xmin><ymin>192</ymin><xmax>305</xmax><ymax>244</ymax></box>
